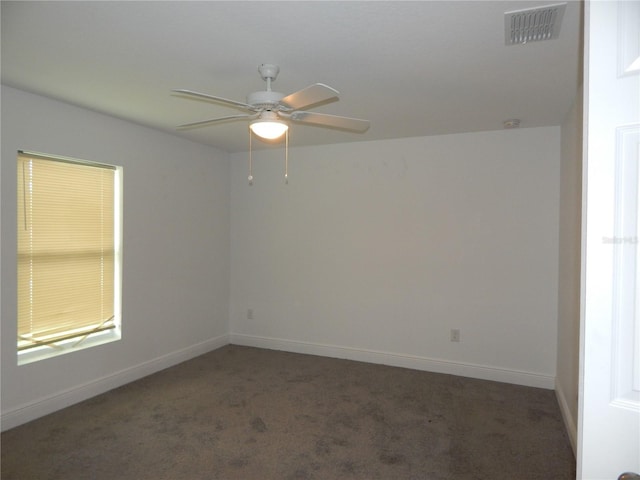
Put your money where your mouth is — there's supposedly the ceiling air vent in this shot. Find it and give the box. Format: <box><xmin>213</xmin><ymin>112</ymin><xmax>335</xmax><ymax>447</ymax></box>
<box><xmin>505</xmin><ymin>3</ymin><xmax>566</xmax><ymax>45</ymax></box>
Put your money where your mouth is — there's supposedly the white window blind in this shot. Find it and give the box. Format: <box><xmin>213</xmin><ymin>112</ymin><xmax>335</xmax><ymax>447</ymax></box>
<box><xmin>17</xmin><ymin>151</ymin><xmax>118</xmax><ymax>352</ymax></box>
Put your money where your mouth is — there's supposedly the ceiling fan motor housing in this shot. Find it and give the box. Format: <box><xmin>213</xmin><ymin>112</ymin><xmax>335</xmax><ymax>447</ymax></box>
<box><xmin>246</xmin><ymin>90</ymin><xmax>285</xmax><ymax>110</ymax></box>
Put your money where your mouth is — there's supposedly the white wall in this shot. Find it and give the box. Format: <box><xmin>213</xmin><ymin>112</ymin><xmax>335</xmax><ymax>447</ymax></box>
<box><xmin>556</xmin><ymin>88</ymin><xmax>583</xmax><ymax>453</ymax></box>
<box><xmin>229</xmin><ymin>127</ymin><xmax>561</xmax><ymax>388</ymax></box>
<box><xmin>1</xmin><ymin>86</ymin><xmax>230</xmax><ymax>429</ymax></box>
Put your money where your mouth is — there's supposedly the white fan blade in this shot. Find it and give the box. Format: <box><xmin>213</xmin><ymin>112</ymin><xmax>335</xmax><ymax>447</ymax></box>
<box><xmin>172</xmin><ymin>89</ymin><xmax>255</xmax><ymax>111</ymax></box>
<box><xmin>176</xmin><ymin>114</ymin><xmax>253</xmax><ymax>129</ymax></box>
<box><xmin>290</xmin><ymin>111</ymin><xmax>370</xmax><ymax>132</ymax></box>
<box><xmin>279</xmin><ymin>83</ymin><xmax>339</xmax><ymax>110</ymax></box>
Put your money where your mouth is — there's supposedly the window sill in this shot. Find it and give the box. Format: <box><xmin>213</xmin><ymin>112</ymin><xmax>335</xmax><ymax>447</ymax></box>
<box><xmin>18</xmin><ymin>328</ymin><xmax>121</xmax><ymax>366</ymax></box>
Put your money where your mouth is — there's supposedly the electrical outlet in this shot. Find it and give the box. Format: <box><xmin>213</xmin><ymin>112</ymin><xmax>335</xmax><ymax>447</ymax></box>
<box><xmin>247</xmin><ymin>308</ymin><xmax>254</xmax><ymax>320</ymax></box>
<box><xmin>450</xmin><ymin>328</ymin><xmax>460</xmax><ymax>342</ymax></box>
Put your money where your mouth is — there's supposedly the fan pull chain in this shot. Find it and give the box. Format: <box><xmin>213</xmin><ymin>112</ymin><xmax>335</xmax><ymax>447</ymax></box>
<box><xmin>284</xmin><ymin>129</ymin><xmax>289</xmax><ymax>184</ymax></box>
<box><xmin>248</xmin><ymin>128</ymin><xmax>254</xmax><ymax>186</ymax></box>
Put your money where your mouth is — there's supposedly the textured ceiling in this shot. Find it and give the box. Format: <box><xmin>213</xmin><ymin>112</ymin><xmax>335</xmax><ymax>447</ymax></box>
<box><xmin>1</xmin><ymin>1</ymin><xmax>582</xmax><ymax>153</ymax></box>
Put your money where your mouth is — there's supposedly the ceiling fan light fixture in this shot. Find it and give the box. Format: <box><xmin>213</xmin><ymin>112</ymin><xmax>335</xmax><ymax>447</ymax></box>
<box><xmin>174</xmin><ymin>64</ymin><xmax>369</xmax><ymax>142</ymax></box>
<box><xmin>250</xmin><ymin>112</ymin><xmax>288</xmax><ymax>139</ymax></box>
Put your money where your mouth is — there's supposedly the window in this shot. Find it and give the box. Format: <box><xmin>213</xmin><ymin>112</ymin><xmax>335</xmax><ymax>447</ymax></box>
<box><xmin>17</xmin><ymin>151</ymin><xmax>122</xmax><ymax>364</ymax></box>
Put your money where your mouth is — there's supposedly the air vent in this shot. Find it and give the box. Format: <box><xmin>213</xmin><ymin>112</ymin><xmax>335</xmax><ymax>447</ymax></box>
<box><xmin>505</xmin><ymin>3</ymin><xmax>566</xmax><ymax>45</ymax></box>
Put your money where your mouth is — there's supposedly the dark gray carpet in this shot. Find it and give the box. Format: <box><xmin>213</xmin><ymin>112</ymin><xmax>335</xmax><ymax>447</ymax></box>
<box><xmin>1</xmin><ymin>345</ymin><xmax>575</xmax><ymax>479</ymax></box>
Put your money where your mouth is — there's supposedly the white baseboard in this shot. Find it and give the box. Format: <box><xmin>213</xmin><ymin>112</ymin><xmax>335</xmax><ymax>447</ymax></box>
<box><xmin>555</xmin><ymin>379</ymin><xmax>578</xmax><ymax>455</ymax></box>
<box><xmin>3</xmin><ymin>333</ymin><xmax>558</xmax><ymax>432</ymax></box>
<box><xmin>1</xmin><ymin>334</ymin><xmax>229</xmax><ymax>431</ymax></box>
<box><xmin>230</xmin><ymin>333</ymin><xmax>556</xmax><ymax>390</ymax></box>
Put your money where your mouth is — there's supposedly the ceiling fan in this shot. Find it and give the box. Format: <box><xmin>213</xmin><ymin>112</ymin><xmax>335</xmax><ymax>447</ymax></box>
<box><xmin>172</xmin><ymin>64</ymin><xmax>370</xmax><ymax>140</ymax></box>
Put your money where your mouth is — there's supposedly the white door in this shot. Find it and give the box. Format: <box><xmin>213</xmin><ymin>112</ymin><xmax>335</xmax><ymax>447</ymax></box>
<box><xmin>579</xmin><ymin>1</ymin><xmax>640</xmax><ymax>479</ymax></box>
